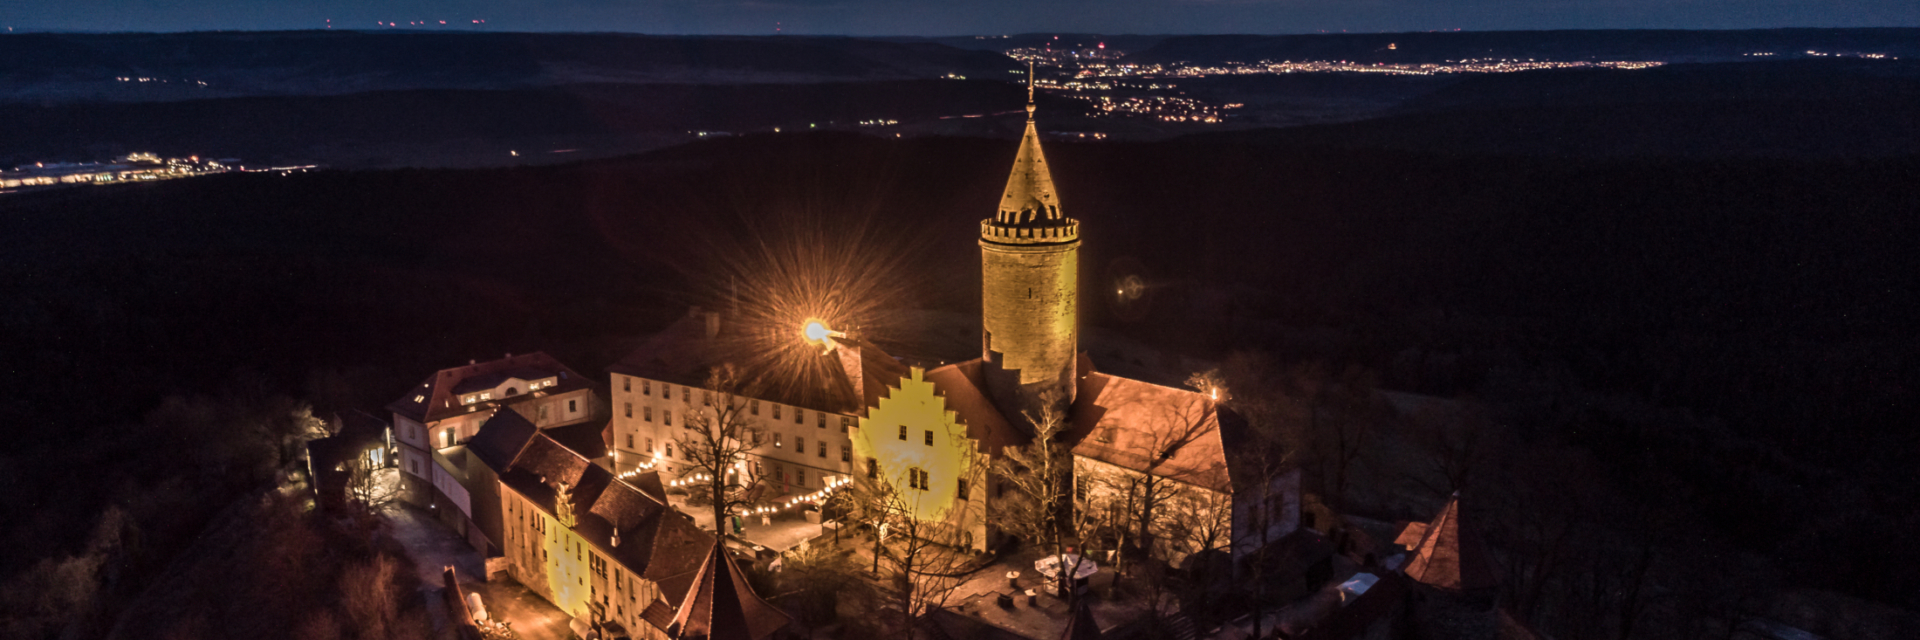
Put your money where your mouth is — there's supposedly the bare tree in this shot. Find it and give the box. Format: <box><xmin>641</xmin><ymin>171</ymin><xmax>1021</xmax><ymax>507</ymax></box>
<box><xmin>1404</xmin><ymin>398</ymin><xmax>1502</xmax><ymax>497</ymax></box>
<box><xmin>991</xmin><ymin>390</ymin><xmax>1074</xmax><ymax>558</ymax></box>
<box><xmin>1284</xmin><ymin>362</ymin><xmax>1381</xmax><ymax>512</ymax></box>
<box><xmin>673</xmin><ymin>365</ymin><xmax>768</xmax><ymax>535</ymax></box>
<box><xmin>345</xmin><ymin>454</ymin><xmax>400</xmax><ymax>515</ymax></box>
<box><xmin>846</xmin><ymin>471</ymin><xmax>976</xmax><ymax>640</ymax></box>
<box><xmin>1211</xmin><ymin>353</ymin><xmax>1302</xmax><ymax>640</ymax></box>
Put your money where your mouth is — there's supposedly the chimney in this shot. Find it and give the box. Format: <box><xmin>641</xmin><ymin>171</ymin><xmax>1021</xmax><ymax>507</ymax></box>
<box><xmin>704</xmin><ymin>311</ymin><xmax>721</xmax><ymax>339</ymax></box>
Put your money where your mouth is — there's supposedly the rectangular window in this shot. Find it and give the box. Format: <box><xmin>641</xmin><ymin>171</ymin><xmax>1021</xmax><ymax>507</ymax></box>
<box><xmin>626</xmin><ymin>434</ymin><xmax>634</xmax><ymax>449</ymax></box>
<box><xmin>569</xmin><ymin>399</ymin><xmax>577</xmax><ymax>413</ymax></box>
<box><xmin>958</xmin><ymin>478</ymin><xmax>969</xmax><ymax>499</ymax></box>
<box><xmin>644</xmin><ymin>380</ymin><xmax>651</xmax><ymax>396</ymax></box>
<box><xmin>841</xmin><ymin>446</ymin><xmax>850</xmax><ymax>462</ymax></box>
<box><xmin>647</xmin><ymin>437</ymin><xmax>654</xmax><ymax>452</ymax></box>
<box><xmin>664</xmin><ymin>410</ymin><xmax>672</xmax><ymax>426</ymax></box>
<box><xmin>897</xmin><ymin>425</ymin><xmax>907</xmax><ymax>441</ymax></box>
<box><xmin>683</xmin><ymin>387</ymin><xmax>691</xmax><ymax>403</ymax></box>
<box><xmin>773</xmin><ymin>405</ymin><xmax>782</xmax><ymax>420</ymax></box>
<box><xmin>796</xmin><ymin>469</ymin><xmax>806</xmax><ymax>487</ymax></box>
<box><xmin>665</xmin><ymin>442</ymin><xmax>673</xmax><ymax>458</ymax></box>
<box><xmin>818</xmin><ymin>413</ymin><xmax>826</xmax><ymax>429</ymax></box>
<box><xmin>841</xmin><ymin>416</ymin><xmax>852</xmax><ymax>433</ymax></box>
<box><xmin>819</xmin><ymin>443</ymin><xmax>828</xmax><ymax>458</ymax></box>
<box><xmin>925</xmin><ymin>430</ymin><xmax>934</xmax><ymax>446</ymax></box>
<box><xmin>796</xmin><ymin>437</ymin><xmax>805</xmax><ymax>454</ymax></box>
<box><xmin>624</xmin><ymin>402</ymin><xmax>632</xmax><ymax>418</ymax></box>
<box><xmin>773</xmin><ymin>433</ymin><xmax>783</xmax><ymax>448</ymax></box>
<box><xmin>794</xmin><ymin>408</ymin><xmax>804</xmax><ymax>424</ymax></box>
<box><xmin>868</xmin><ymin>459</ymin><xmax>878</xmax><ymax>479</ymax></box>
<box><xmin>645</xmin><ymin>406</ymin><xmax>653</xmax><ymax>422</ymax></box>
<box><xmin>751</xmin><ymin>400</ymin><xmax>760</xmax><ymax>416</ymax></box>
<box><xmin>624</xmin><ymin>377</ymin><xmax>631</xmax><ymax>392</ymax></box>
<box><xmin>751</xmin><ymin>430</ymin><xmax>761</xmax><ymax>445</ymax></box>
<box><xmin>442</xmin><ymin>427</ymin><xmax>455</xmax><ymax>448</ymax></box>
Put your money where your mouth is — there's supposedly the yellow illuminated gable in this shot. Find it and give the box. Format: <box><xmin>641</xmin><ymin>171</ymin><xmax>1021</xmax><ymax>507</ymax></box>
<box><xmin>853</xmin><ymin>367</ymin><xmax>978</xmax><ymax>523</ymax></box>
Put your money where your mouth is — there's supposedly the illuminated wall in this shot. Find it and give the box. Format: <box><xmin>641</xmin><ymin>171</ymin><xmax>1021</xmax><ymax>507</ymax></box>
<box><xmin>980</xmin><ymin>225</ymin><xmax>1079</xmax><ymax>426</ymax></box>
<box><xmin>853</xmin><ymin>367</ymin><xmax>988</xmax><ymax>550</ymax></box>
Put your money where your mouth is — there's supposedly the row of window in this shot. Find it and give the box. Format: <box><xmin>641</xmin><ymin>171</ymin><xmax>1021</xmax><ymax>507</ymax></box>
<box><xmin>897</xmin><ymin>425</ymin><xmax>938</xmax><ymax>446</ymax></box>
<box><xmin>620</xmin><ymin>377</ymin><xmax>853</xmax><ymax>431</ymax></box>
<box><xmin>866</xmin><ymin>460</ymin><xmax>970</xmax><ymax>499</ymax></box>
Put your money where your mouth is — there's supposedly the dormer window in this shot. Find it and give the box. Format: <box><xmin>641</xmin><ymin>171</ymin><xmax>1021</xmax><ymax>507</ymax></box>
<box><xmin>462</xmin><ymin>395</ymin><xmax>477</xmax><ymax>405</ymax></box>
<box><xmin>414</xmin><ymin>395</ymin><xmax>425</xmax><ymax>403</ymax></box>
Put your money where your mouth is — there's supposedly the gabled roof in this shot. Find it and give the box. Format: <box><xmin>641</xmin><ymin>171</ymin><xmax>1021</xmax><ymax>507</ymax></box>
<box><xmin>922</xmin><ymin>359</ymin><xmax>1029</xmax><ymax>456</ymax></box>
<box><xmin>467</xmin><ymin>409</ymin><xmax>539</xmax><ymax>474</ymax></box>
<box><xmin>1401</xmin><ymin>494</ymin><xmax>1502</xmax><ymax>591</ymax></box>
<box><xmin>387</xmin><ymin>352</ymin><xmax>592</xmax><ymax>424</ymax></box>
<box><xmin>494</xmin><ymin>431</ymin><xmax>715</xmax><ymax>598</ymax></box>
<box><xmin>668</xmin><ymin>540</ymin><xmax>793</xmax><ymax>640</ymax></box>
<box><xmin>1067</xmin><ymin>371</ymin><xmax>1231</xmax><ymax>492</ymax></box>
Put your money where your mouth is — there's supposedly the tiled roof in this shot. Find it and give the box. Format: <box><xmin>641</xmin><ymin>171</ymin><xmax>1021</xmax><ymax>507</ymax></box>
<box><xmin>668</xmin><ymin>539</ymin><xmax>793</xmax><ymax>640</ymax></box>
<box><xmin>1066</xmin><ymin>370</ymin><xmax>1231</xmax><ymax>492</ymax></box>
<box><xmin>544</xmin><ymin>418</ymin><xmax>610</xmax><ymax>460</ymax></box>
<box><xmin>1402</xmin><ymin>494</ymin><xmax>1502</xmax><ymax>591</ymax></box>
<box><xmin>495</xmin><ymin>431</ymin><xmax>717</xmax><ymax>605</ymax></box>
<box><xmin>467</xmin><ymin>409</ymin><xmax>538</xmax><ymax>474</ymax></box>
<box><xmin>922</xmin><ymin>359</ymin><xmax>1029</xmax><ymax>456</ymax></box>
<box><xmin>386</xmin><ymin>352</ymin><xmax>592</xmax><ymax>423</ymax></box>
<box><xmin>608</xmin><ymin>312</ymin><xmax>906</xmax><ymax>417</ymax></box>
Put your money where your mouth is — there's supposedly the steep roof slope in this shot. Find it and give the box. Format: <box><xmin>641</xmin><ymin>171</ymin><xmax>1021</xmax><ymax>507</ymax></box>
<box><xmin>1401</xmin><ymin>494</ymin><xmax>1502</xmax><ymax>591</ymax></box>
<box><xmin>668</xmin><ymin>540</ymin><xmax>793</xmax><ymax>640</ymax></box>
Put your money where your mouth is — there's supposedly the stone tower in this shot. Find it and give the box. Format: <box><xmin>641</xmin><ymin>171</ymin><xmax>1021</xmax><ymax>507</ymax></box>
<box><xmin>981</xmin><ymin>84</ymin><xmax>1078</xmax><ymax>430</ymax></box>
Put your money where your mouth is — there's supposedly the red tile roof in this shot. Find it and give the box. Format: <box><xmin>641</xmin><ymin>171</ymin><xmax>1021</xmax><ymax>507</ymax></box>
<box><xmin>387</xmin><ymin>352</ymin><xmax>591</xmax><ymax>424</ymax></box>
<box><xmin>668</xmin><ymin>540</ymin><xmax>793</xmax><ymax>640</ymax></box>
<box><xmin>922</xmin><ymin>359</ymin><xmax>1030</xmax><ymax>456</ymax></box>
<box><xmin>1067</xmin><ymin>371</ymin><xmax>1231</xmax><ymax>492</ymax></box>
<box><xmin>1402</xmin><ymin>494</ymin><xmax>1502</xmax><ymax>591</ymax></box>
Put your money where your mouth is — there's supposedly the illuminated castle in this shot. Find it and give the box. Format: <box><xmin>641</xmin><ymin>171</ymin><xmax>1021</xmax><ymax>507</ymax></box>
<box><xmin>980</xmin><ymin>88</ymin><xmax>1080</xmax><ymax>430</ymax></box>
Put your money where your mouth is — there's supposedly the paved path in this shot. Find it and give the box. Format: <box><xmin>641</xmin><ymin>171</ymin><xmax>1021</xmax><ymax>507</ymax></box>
<box><xmin>385</xmin><ymin>505</ymin><xmax>576</xmax><ymax>640</ymax></box>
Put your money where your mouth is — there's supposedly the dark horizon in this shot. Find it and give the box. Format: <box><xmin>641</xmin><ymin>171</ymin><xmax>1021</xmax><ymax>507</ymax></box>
<box><xmin>6</xmin><ymin>0</ymin><xmax>1917</xmax><ymax>37</ymax></box>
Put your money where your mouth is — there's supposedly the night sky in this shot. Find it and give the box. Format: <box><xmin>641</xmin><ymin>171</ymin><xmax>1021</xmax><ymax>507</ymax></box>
<box><xmin>6</xmin><ymin>0</ymin><xmax>1917</xmax><ymax>35</ymax></box>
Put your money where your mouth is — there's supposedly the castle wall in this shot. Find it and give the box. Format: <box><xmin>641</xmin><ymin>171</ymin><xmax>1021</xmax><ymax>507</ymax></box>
<box><xmin>981</xmin><ymin>237</ymin><xmax>1078</xmax><ymax>424</ymax></box>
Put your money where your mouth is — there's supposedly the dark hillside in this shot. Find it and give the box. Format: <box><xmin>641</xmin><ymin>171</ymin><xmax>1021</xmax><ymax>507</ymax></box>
<box><xmin>0</xmin><ymin>31</ymin><xmax>1024</xmax><ymax>103</ymax></box>
<box><xmin>0</xmin><ymin>79</ymin><xmax>1080</xmax><ymax>166</ymax></box>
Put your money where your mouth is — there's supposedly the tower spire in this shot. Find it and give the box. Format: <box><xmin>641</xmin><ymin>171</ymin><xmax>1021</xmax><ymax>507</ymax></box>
<box><xmin>998</xmin><ymin>60</ymin><xmax>1060</xmax><ymax>226</ymax></box>
<box><xmin>1026</xmin><ymin>60</ymin><xmax>1036</xmax><ymax>118</ymax></box>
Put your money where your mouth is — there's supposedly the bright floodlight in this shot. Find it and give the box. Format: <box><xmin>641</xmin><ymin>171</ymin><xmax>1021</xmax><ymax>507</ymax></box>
<box><xmin>804</xmin><ymin>320</ymin><xmax>831</xmax><ymax>343</ymax></box>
